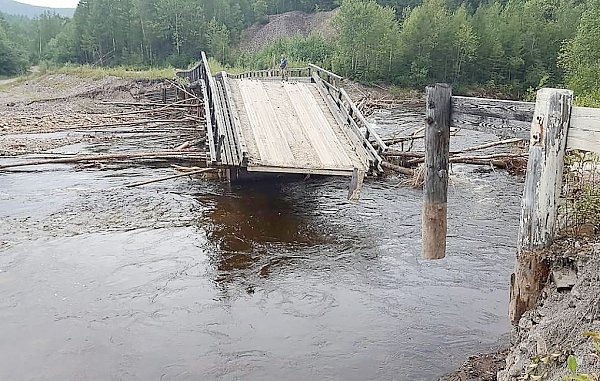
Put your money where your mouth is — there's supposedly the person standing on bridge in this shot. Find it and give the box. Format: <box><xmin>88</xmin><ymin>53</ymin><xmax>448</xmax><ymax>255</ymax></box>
<box><xmin>280</xmin><ymin>54</ymin><xmax>289</xmax><ymax>82</ymax></box>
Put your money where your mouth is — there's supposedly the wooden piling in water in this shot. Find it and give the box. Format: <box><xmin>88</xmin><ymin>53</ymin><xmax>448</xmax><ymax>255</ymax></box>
<box><xmin>508</xmin><ymin>88</ymin><xmax>573</xmax><ymax>323</ymax></box>
<box><xmin>422</xmin><ymin>84</ymin><xmax>452</xmax><ymax>260</ymax></box>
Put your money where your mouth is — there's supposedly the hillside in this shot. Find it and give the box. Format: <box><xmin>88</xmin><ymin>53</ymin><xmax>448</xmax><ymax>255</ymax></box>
<box><xmin>0</xmin><ymin>0</ymin><xmax>74</xmax><ymax>17</ymax></box>
<box><xmin>239</xmin><ymin>9</ymin><xmax>337</xmax><ymax>52</ymax></box>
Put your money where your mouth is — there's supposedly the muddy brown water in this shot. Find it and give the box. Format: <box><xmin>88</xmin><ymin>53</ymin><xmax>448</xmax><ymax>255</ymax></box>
<box><xmin>0</xmin><ymin>108</ymin><xmax>522</xmax><ymax>380</ymax></box>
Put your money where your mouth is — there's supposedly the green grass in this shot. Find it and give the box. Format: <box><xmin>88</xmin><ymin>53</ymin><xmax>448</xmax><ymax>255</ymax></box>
<box><xmin>575</xmin><ymin>91</ymin><xmax>600</xmax><ymax>108</ymax></box>
<box><xmin>53</xmin><ymin>64</ymin><xmax>175</xmax><ymax>79</ymax></box>
<box><xmin>0</xmin><ymin>71</ymin><xmax>37</xmax><ymax>89</ymax></box>
<box><xmin>0</xmin><ymin>64</ymin><xmax>175</xmax><ymax>91</ymax></box>
<box><xmin>206</xmin><ymin>57</ymin><xmax>310</xmax><ymax>76</ymax></box>
<box><xmin>207</xmin><ymin>57</ymin><xmax>248</xmax><ymax>75</ymax></box>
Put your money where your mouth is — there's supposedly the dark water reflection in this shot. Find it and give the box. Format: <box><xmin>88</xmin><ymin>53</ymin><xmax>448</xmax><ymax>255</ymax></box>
<box><xmin>0</xmin><ymin>109</ymin><xmax>523</xmax><ymax>380</ymax></box>
<box><xmin>201</xmin><ymin>183</ymin><xmax>325</xmax><ymax>251</ymax></box>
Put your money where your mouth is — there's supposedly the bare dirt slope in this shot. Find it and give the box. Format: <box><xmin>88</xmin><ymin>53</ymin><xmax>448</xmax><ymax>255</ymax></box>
<box><xmin>497</xmin><ymin>236</ymin><xmax>600</xmax><ymax>380</ymax></box>
<box><xmin>440</xmin><ymin>350</ymin><xmax>510</xmax><ymax>381</ymax></box>
<box><xmin>239</xmin><ymin>9</ymin><xmax>338</xmax><ymax>52</ymax></box>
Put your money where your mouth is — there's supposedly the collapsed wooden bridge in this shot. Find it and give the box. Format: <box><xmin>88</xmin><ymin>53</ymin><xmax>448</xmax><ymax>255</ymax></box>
<box><xmin>176</xmin><ymin>52</ymin><xmax>386</xmax><ymax>195</ymax></box>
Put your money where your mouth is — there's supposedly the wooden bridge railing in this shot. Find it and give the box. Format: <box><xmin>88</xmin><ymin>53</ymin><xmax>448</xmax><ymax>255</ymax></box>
<box><xmin>421</xmin><ymin>84</ymin><xmax>600</xmax><ymax>323</ymax></box>
<box><xmin>229</xmin><ymin>64</ymin><xmax>344</xmax><ymax>88</ymax></box>
<box><xmin>306</xmin><ymin>64</ymin><xmax>387</xmax><ymax>164</ymax></box>
<box><xmin>230</xmin><ymin>67</ymin><xmax>311</xmax><ymax>80</ymax></box>
<box><xmin>175</xmin><ymin>52</ymin><xmax>222</xmax><ymax>164</ymax></box>
<box><xmin>308</xmin><ymin>64</ymin><xmax>343</xmax><ymax>88</ymax></box>
<box><xmin>214</xmin><ymin>71</ymin><xmax>247</xmax><ymax>167</ymax></box>
<box><xmin>311</xmin><ymin>73</ymin><xmax>385</xmax><ymax>174</ymax></box>
<box><xmin>175</xmin><ymin>62</ymin><xmax>202</xmax><ymax>84</ymax></box>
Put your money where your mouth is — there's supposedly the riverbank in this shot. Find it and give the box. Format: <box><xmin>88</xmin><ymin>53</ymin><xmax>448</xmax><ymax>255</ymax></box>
<box><xmin>497</xmin><ymin>235</ymin><xmax>600</xmax><ymax>380</ymax></box>
<box><xmin>0</xmin><ymin>72</ymin><xmax>170</xmax><ymax>156</ymax></box>
<box><xmin>441</xmin><ymin>350</ymin><xmax>510</xmax><ymax>381</ymax></box>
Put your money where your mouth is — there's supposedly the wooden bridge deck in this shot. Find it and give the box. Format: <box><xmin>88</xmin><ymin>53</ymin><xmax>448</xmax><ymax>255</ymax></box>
<box><xmin>176</xmin><ymin>53</ymin><xmax>386</xmax><ymax>188</ymax></box>
<box><xmin>229</xmin><ymin>79</ymin><xmax>367</xmax><ymax>176</ymax></box>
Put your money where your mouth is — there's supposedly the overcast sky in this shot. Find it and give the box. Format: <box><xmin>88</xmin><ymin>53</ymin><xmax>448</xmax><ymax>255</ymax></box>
<box><xmin>17</xmin><ymin>0</ymin><xmax>79</xmax><ymax>8</ymax></box>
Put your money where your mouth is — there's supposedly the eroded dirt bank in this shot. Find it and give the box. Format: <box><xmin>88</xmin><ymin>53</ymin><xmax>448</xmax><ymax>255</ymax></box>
<box><xmin>497</xmin><ymin>236</ymin><xmax>600</xmax><ymax>380</ymax></box>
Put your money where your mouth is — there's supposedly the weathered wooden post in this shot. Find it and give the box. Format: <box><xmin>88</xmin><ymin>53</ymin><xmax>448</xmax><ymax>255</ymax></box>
<box><xmin>509</xmin><ymin>88</ymin><xmax>573</xmax><ymax>323</ymax></box>
<box><xmin>422</xmin><ymin>83</ymin><xmax>452</xmax><ymax>260</ymax></box>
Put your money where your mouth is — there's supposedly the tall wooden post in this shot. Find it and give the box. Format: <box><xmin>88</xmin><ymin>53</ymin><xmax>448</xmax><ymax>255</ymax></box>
<box><xmin>422</xmin><ymin>84</ymin><xmax>452</xmax><ymax>260</ymax></box>
<box><xmin>509</xmin><ymin>88</ymin><xmax>573</xmax><ymax>323</ymax></box>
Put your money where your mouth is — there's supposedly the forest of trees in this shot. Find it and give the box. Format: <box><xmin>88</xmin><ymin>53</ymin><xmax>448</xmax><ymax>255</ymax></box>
<box><xmin>0</xmin><ymin>0</ymin><xmax>340</xmax><ymax>71</ymax></box>
<box><xmin>0</xmin><ymin>0</ymin><xmax>599</xmax><ymax>103</ymax></box>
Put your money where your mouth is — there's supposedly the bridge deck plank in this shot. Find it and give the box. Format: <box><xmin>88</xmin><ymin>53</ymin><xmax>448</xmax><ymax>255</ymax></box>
<box><xmin>229</xmin><ymin>78</ymin><xmax>365</xmax><ymax>176</ymax></box>
<box><xmin>285</xmin><ymin>82</ymin><xmax>353</xmax><ymax>168</ymax></box>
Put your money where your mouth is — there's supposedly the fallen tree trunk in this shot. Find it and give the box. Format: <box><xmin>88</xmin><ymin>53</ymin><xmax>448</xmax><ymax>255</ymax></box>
<box><xmin>451</xmin><ymin>137</ymin><xmax>524</xmax><ymax>154</ymax></box>
<box><xmin>381</xmin><ymin>161</ymin><xmax>415</xmax><ymax>176</ymax></box>
<box><xmin>407</xmin><ymin>152</ymin><xmax>525</xmax><ymax>165</ymax></box>
<box><xmin>450</xmin><ymin>153</ymin><xmax>525</xmax><ymax>161</ymax></box>
<box><xmin>101</xmin><ymin>101</ymin><xmax>201</xmax><ymax>108</ymax></box>
<box><xmin>80</xmin><ymin>128</ymin><xmax>203</xmax><ymax>135</ymax></box>
<box><xmin>450</xmin><ymin>158</ymin><xmax>508</xmax><ymax>168</ymax></box>
<box><xmin>0</xmin><ymin>151</ymin><xmax>207</xmax><ymax>169</ymax></box>
<box><xmin>382</xmin><ymin>150</ymin><xmax>424</xmax><ymax>158</ymax></box>
<box><xmin>124</xmin><ymin>167</ymin><xmax>216</xmax><ymax>188</ymax></box>
<box><xmin>380</xmin><ymin>134</ymin><xmax>424</xmax><ymax>146</ymax></box>
<box><xmin>105</xmin><ymin>99</ymin><xmax>193</xmax><ymax>118</ymax></box>
<box><xmin>171</xmin><ymin>165</ymin><xmax>205</xmax><ymax>172</ymax></box>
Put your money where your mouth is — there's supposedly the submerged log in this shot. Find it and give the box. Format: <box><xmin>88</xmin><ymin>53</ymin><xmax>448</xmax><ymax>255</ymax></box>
<box><xmin>124</xmin><ymin>167</ymin><xmax>216</xmax><ymax>188</ymax></box>
<box><xmin>381</xmin><ymin>161</ymin><xmax>415</xmax><ymax>176</ymax></box>
<box><xmin>0</xmin><ymin>151</ymin><xmax>207</xmax><ymax>170</ymax></box>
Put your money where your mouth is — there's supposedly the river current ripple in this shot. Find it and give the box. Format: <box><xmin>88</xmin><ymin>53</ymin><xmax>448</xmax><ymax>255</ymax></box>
<box><xmin>0</xmin><ymin>108</ymin><xmax>523</xmax><ymax>380</ymax></box>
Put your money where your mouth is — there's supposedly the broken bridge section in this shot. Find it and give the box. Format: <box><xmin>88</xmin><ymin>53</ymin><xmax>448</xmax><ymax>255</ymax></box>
<box><xmin>177</xmin><ymin>52</ymin><xmax>386</xmax><ymax>184</ymax></box>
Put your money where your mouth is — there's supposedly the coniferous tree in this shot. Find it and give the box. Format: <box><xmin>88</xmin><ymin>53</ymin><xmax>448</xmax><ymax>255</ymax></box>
<box><xmin>0</xmin><ymin>14</ymin><xmax>27</xmax><ymax>74</ymax></box>
<box><xmin>561</xmin><ymin>0</ymin><xmax>600</xmax><ymax>105</ymax></box>
<box><xmin>0</xmin><ymin>0</ymin><xmax>595</xmax><ymax>103</ymax></box>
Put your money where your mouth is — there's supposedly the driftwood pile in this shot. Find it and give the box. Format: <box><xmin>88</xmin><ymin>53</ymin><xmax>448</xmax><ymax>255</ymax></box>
<box><xmin>348</xmin><ymin>83</ymin><xmax>528</xmax><ymax>183</ymax></box>
<box><xmin>379</xmin><ymin>129</ymin><xmax>528</xmax><ymax>185</ymax></box>
<box><xmin>2</xmin><ymin>77</ymin><xmax>529</xmax><ymax>188</ymax></box>
<box><xmin>0</xmin><ymin>89</ymin><xmax>211</xmax><ymax>186</ymax></box>
<box><xmin>357</xmin><ymin>97</ymin><xmax>401</xmax><ymax>117</ymax></box>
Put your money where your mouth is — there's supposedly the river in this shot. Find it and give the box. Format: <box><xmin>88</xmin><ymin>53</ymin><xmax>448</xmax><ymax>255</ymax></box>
<box><xmin>0</xmin><ymin>108</ymin><xmax>523</xmax><ymax>380</ymax></box>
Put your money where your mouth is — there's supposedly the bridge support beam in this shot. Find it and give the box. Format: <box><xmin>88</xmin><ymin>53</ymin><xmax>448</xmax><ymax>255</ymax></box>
<box><xmin>422</xmin><ymin>84</ymin><xmax>452</xmax><ymax>260</ymax></box>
